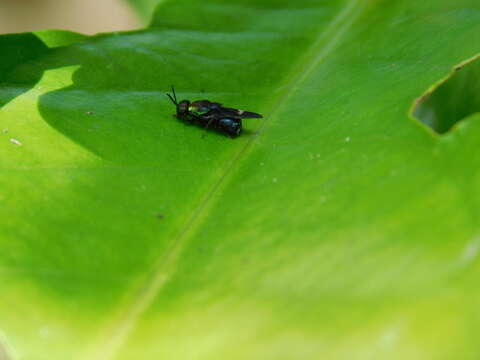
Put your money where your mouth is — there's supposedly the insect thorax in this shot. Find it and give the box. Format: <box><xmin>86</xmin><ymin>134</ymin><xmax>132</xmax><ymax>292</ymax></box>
<box><xmin>188</xmin><ymin>104</ymin><xmax>209</xmax><ymax>116</ymax></box>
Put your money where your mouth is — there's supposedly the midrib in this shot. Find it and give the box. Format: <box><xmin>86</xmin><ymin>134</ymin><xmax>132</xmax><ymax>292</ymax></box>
<box><xmin>85</xmin><ymin>1</ymin><xmax>366</xmax><ymax>359</ymax></box>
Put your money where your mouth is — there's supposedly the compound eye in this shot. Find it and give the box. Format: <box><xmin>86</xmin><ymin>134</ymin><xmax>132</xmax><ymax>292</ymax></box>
<box><xmin>178</xmin><ymin>100</ymin><xmax>189</xmax><ymax>112</ymax></box>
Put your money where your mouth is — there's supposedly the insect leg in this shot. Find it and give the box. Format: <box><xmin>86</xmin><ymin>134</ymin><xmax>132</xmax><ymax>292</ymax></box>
<box><xmin>204</xmin><ymin>118</ymin><xmax>215</xmax><ymax>130</ymax></box>
<box><xmin>201</xmin><ymin>118</ymin><xmax>215</xmax><ymax>138</ymax></box>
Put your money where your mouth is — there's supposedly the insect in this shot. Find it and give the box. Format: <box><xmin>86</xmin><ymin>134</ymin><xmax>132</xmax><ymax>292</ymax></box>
<box><xmin>166</xmin><ymin>86</ymin><xmax>263</xmax><ymax>138</ymax></box>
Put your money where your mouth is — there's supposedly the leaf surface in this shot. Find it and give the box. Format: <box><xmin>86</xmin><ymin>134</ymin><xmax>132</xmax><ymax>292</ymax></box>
<box><xmin>0</xmin><ymin>1</ymin><xmax>479</xmax><ymax>359</ymax></box>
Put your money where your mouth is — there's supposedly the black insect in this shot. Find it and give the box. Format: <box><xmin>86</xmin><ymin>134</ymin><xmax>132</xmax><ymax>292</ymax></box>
<box><xmin>166</xmin><ymin>86</ymin><xmax>263</xmax><ymax>138</ymax></box>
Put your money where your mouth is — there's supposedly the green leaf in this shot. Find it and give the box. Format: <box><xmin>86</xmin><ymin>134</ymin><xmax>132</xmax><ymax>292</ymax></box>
<box><xmin>414</xmin><ymin>55</ymin><xmax>480</xmax><ymax>133</ymax></box>
<box><xmin>0</xmin><ymin>1</ymin><xmax>479</xmax><ymax>359</ymax></box>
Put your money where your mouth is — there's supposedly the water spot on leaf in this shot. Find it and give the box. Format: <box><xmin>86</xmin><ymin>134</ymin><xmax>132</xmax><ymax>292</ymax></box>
<box><xmin>461</xmin><ymin>236</ymin><xmax>480</xmax><ymax>265</ymax></box>
<box><xmin>413</xmin><ymin>55</ymin><xmax>480</xmax><ymax>134</ymax></box>
<box><xmin>9</xmin><ymin>138</ymin><xmax>21</xmax><ymax>146</ymax></box>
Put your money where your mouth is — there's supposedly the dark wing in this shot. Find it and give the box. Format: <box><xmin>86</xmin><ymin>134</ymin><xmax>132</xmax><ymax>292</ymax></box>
<box><xmin>215</xmin><ymin>106</ymin><xmax>263</xmax><ymax>119</ymax></box>
<box><xmin>192</xmin><ymin>100</ymin><xmax>263</xmax><ymax>119</ymax></box>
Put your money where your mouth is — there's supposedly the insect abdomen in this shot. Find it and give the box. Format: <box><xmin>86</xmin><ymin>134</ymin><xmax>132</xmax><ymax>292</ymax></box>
<box><xmin>216</xmin><ymin>118</ymin><xmax>242</xmax><ymax>137</ymax></box>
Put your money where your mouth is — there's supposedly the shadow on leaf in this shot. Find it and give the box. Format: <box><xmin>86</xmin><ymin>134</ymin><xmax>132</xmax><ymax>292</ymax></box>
<box><xmin>0</xmin><ymin>33</ymin><xmax>51</xmax><ymax>108</ymax></box>
<box><xmin>414</xmin><ymin>55</ymin><xmax>480</xmax><ymax>134</ymax></box>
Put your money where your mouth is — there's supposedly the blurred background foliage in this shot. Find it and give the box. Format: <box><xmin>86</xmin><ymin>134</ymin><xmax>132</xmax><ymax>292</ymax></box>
<box><xmin>0</xmin><ymin>0</ymin><xmax>163</xmax><ymax>35</ymax></box>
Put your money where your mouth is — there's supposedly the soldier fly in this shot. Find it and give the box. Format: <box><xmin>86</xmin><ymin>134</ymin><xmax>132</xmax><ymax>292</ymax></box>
<box><xmin>166</xmin><ymin>86</ymin><xmax>262</xmax><ymax>138</ymax></box>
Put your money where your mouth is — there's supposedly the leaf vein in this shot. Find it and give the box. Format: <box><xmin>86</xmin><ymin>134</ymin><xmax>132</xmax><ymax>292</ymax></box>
<box><xmin>85</xmin><ymin>1</ymin><xmax>366</xmax><ymax>359</ymax></box>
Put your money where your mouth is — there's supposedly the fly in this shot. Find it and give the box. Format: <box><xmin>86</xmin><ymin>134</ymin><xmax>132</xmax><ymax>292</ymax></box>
<box><xmin>167</xmin><ymin>86</ymin><xmax>263</xmax><ymax>138</ymax></box>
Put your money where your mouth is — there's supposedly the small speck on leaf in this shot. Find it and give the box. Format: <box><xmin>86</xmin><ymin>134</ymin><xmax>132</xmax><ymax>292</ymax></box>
<box><xmin>345</xmin><ymin>137</ymin><xmax>351</xmax><ymax>142</ymax></box>
<box><xmin>272</xmin><ymin>177</ymin><xmax>278</xmax><ymax>183</ymax></box>
<box><xmin>156</xmin><ymin>213</ymin><xmax>165</xmax><ymax>220</ymax></box>
<box><xmin>2</xmin><ymin>129</ymin><xmax>8</xmax><ymax>134</ymax></box>
<box><xmin>10</xmin><ymin>138</ymin><xmax>22</xmax><ymax>146</ymax></box>
<box><xmin>86</xmin><ymin>111</ymin><xmax>94</xmax><ymax>115</ymax></box>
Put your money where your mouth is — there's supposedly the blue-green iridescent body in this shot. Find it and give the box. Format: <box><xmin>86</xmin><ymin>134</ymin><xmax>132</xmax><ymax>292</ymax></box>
<box><xmin>189</xmin><ymin>101</ymin><xmax>212</xmax><ymax>116</ymax></box>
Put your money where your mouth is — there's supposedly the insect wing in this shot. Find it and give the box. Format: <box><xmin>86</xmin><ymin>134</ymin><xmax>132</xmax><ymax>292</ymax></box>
<box><xmin>216</xmin><ymin>106</ymin><xmax>263</xmax><ymax>119</ymax></box>
<box><xmin>191</xmin><ymin>100</ymin><xmax>222</xmax><ymax>113</ymax></box>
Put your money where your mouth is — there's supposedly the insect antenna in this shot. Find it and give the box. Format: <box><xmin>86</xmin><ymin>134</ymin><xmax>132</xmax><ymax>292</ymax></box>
<box><xmin>166</xmin><ymin>93</ymin><xmax>177</xmax><ymax>105</ymax></box>
<box><xmin>171</xmin><ymin>85</ymin><xmax>178</xmax><ymax>103</ymax></box>
<box><xmin>166</xmin><ymin>85</ymin><xmax>178</xmax><ymax>105</ymax></box>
